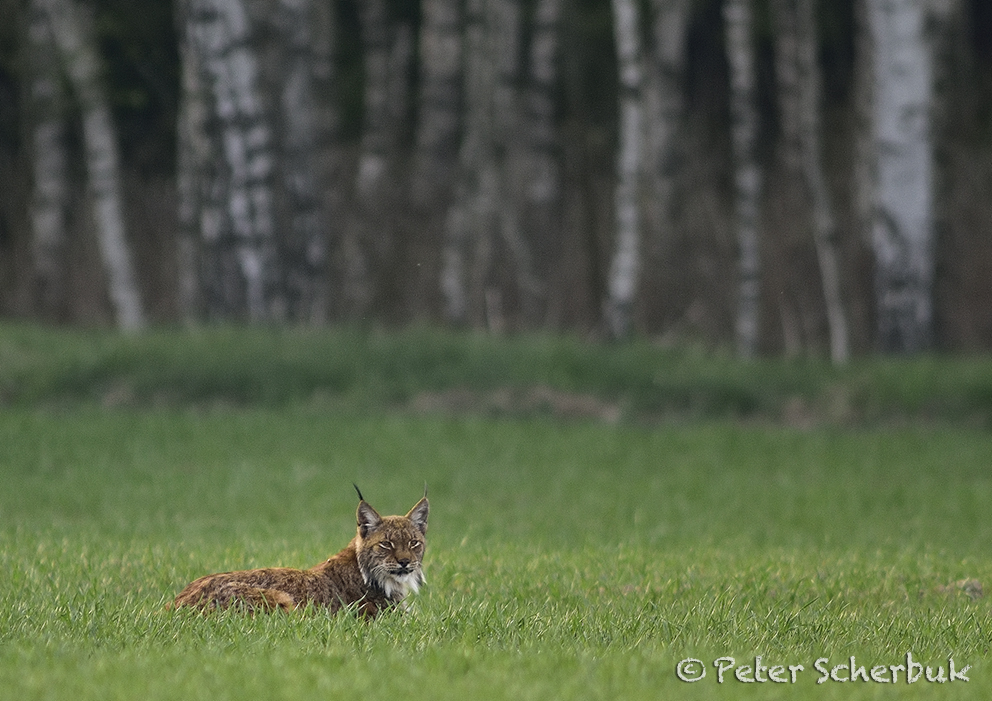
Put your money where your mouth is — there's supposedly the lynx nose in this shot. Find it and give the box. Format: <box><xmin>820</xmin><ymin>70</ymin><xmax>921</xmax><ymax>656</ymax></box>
<box><xmin>396</xmin><ymin>558</ymin><xmax>411</xmax><ymax>568</ymax></box>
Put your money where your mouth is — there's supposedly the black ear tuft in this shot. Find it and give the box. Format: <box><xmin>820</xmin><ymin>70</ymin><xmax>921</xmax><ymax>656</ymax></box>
<box><xmin>357</xmin><ymin>500</ymin><xmax>382</xmax><ymax>538</ymax></box>
<box><xmin>406</xmin><ymin>497</ymin><xmax>429</xmax><ymax>535</ymax></box>
<box><xmin>354</xmin><ymin>483</ymin><xmax>365</xmax><ymax>502</ymax></box>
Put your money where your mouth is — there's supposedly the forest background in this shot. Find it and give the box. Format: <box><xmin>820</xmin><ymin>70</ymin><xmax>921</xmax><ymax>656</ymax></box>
<box><xmin>0</xmin><ymin>0</ymin><xmax>990</xmax><ymax>359</ymax></box>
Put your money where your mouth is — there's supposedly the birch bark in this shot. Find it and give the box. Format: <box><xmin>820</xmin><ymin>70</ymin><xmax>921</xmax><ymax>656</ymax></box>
<box><xmin>604</xmin><ymin>0</ymin><xmax>645</xmax><ymax>339</ymax></box>
<box><xmin>185</xmin><ymin>0</ymin><xmax>280</xmax><ymax>321</ymax></box>
<box><xmin>41</xmin><ymin>0</ymin><xmax>145</xmax><ymax>330</ymax></box>
<box><xmin>865</xmin><ymin>0</ymin><xmax>936</xmax><ymax>352</ymax></box>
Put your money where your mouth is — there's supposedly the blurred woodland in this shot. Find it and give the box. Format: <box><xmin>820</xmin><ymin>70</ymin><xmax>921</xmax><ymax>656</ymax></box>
<box><xmin>0</xmin><ymin>0</ymin><xmax>990</xmax><ymax>357</ymax></box>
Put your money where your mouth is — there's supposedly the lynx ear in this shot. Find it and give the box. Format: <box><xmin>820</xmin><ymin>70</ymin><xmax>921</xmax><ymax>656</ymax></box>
<box><xmin>357</xmin><ymin>500</ymin><xmax>382</xmax><ymax>538</ymax></box>
<box><xmin>406</xmin><ymin>497</ymin><xmax>429</xmax><ymax>535</ymax></box>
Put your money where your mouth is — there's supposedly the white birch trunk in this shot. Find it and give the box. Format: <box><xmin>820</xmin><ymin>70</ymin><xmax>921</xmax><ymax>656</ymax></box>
<box><xmin>27</xmin><ymin>0</ymin><xmax>70</xmax><ymax>320</ymax></box>
<box><xmin>724</xmin><ymin>0</ymin><xmax>763</xmax><ymax>357</ymax></box>
<box><xmin>604</xmin><ymin>0</ymin><xmax>645</xmax><ymax>339</ymax></box>
<box><xmin>41</xmin><ymin>0</ymin><xmax>145</xmax><ymax>331</ymax></box>
<box><xmin>772</xmin><ymin>0</ymin><xmax>850</xmax><ymax>363</ymax></box>
<box><xmin>865</xmin><ymin>0</ymin><xmax>935</xmax><ymax>352</ymax></box>
<box><xmin>179</xmin><ymin>0</ymin><xmax>233</xmax><ymax>319</ymax></box>
<box><xmin>187</xmin><ymin>0</ymin><xmax>279</xmax><ymax>322</ymax></box>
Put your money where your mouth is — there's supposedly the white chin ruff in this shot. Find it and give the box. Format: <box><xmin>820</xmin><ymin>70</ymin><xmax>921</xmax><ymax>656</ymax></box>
<box><xmin>381</xmin><ymin>571</ymin><xmax>424</xmax><ymax>600</ymax></box>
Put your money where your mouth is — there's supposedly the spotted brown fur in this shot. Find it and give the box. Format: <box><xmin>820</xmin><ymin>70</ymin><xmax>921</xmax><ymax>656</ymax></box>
<box><xmin>171</xmin><ymin>491</ymin><xmax>428</xmax><ymax>617</ymax></box>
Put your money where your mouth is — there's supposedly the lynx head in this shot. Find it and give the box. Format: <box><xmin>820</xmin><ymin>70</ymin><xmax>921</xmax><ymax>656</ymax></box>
<box><xmin>353</xmin><ymin>487</ymin><xmax>429</xmax><ymax>601</ymax></box>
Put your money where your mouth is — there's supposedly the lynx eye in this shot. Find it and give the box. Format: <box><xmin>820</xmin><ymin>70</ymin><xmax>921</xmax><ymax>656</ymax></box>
<box><xmin>378</xmin><ymin>541</ymin><xmax>393</xmax><ymax>550</ymax></box>
<box><xmin>409</xmin><ymin>540</ymin><xmax>421</xmax><ymax>550</ymax></box>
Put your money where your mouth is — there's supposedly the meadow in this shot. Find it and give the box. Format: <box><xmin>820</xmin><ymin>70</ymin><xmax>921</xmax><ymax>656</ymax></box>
<box><xmin>1</xmin><ymin>325</ymin><xmax>991</xmax><ymax>698</ymax></box>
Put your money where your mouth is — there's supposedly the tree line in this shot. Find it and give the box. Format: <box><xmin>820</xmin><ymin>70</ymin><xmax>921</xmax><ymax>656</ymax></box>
<box><xmin>0</xmin><ymin>0</ymin><xmax>990</xmax><ymax>357</ymax></box>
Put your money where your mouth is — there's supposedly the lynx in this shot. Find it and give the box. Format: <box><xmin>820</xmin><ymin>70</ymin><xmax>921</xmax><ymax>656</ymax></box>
<box><xmin>171</xmin><ymin>487</ymin><xmax>428</xmax><ymax>617</ymax></box>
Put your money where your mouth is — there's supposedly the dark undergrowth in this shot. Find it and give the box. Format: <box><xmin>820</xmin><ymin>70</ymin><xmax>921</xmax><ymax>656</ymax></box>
<box><xmin>1</xmin><ymin>322</ymin><xmax>990</xmax><ymax>425</ymax></box>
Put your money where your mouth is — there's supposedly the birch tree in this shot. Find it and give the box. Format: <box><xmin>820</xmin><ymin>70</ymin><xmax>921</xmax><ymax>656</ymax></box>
<box><xmin>40</xmin><ymin>0</ymin><xmax>145</xmax><ymax>330</ymax></box>
<box><xmin>604</xmin><ymin>0</ymin><xmax>646</xmax><ymax>339</ymax></box>
<box><xmin>26</xmin><ymin>0</ymin><xmax>70</xmax><ymax>320</ymax></box>
<box><xmin>183</xmin><ymin>0</ymin><xmax>280</xmax><ymax>321</ymax></box>
<box><xmin>724</xmin><ymin>0</ymin><xmax>763</xmax><ymax>357</ymax></box>
<box><xmin>864</xmin><ymin>0</ymin><xmax>937</xmax><ymax>352</ymax></box>
<box><xmin>772</xmin><ymin>0</ymin><xmax>850</xmax><ymax>363</ymax></box>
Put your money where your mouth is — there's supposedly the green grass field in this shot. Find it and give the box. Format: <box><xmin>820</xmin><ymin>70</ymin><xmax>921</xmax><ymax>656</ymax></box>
<box><xmin>1</xmin><ymin>326</ymin><xmax>991</xmax><ymax>698</ymax></box>
<box><xmin>1</xmin><ymin>407</ymin><xmax>990</xmax><ymax>698</ymax></box>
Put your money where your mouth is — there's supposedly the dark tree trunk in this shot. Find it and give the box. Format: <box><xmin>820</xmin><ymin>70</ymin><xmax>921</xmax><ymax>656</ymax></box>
<box><xmin>772</xmin><ymin>0</ymin><xmax>850</xmax><ymax>362</ymax></box>
<box><xmin>273</xmin><ymin>0</ymin><xmax>330</xmax><ymax>323</ymax></box>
